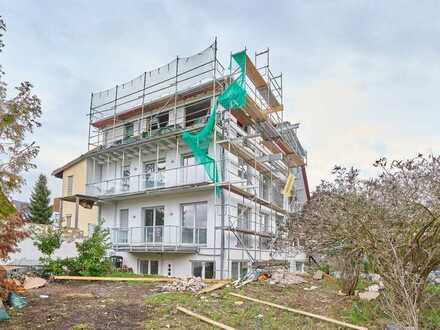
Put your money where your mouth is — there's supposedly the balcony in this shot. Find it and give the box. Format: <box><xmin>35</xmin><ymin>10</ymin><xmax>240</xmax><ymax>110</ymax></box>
<box><xmin>86</xmin><ymin>162</ymin><xmax>211</xmax><ymax>198</ymax></box>
<box><xmin>110</xmin><ymin>225</ymin><xmax>206</xmax><ymax>253</ymax></box>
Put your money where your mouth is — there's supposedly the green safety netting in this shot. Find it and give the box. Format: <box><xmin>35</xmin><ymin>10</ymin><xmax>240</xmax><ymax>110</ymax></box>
<box><xmin>181</xmin><ymin>50</ymin><xmax>247</xmax><ymax>188</ymax></box>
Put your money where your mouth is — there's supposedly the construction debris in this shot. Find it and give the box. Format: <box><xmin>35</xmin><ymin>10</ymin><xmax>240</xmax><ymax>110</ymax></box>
<box><xmin>177</xmin><ymin>306</ymin><xmax>236</xmax><ymax>330</ymax></box>
<box><xmin>304</xmin><ymin>286</ymin><xmax>319</xmax><ymax>291</ymax></box>
<box><xmin>161</xmin><ymin>277</ymin><xmax>208</xmax><ymax>292</ymax></box>
<box><xmin>23</xmin><ymin>276</ymin><xmax>47</xmax><ymax>290</ymax></box>
<box><xmin>313</xmin><ymin>270</ymin><xmax>324</xmax><ymax>280</ymax></box>
<box><xmin>269</xmin><ymin>268</ymin><xmax>307</xmax><ymax>285</ymax></box>
<box><xmin>0</xmin><ymin>300</ymin><xmax>9</xmax><ymax>321</ymax></box>
<box><xmin>359</xmin><ymin>291</ymin><xmax>380</xmax><ymax>301</ymax></box>
<box><xmin>197</xmin><ymin>281</ymin><xmax>228</xmax><ymax>295</ymax></box>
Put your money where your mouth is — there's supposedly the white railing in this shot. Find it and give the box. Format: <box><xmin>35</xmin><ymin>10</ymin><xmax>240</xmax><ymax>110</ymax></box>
<box><xmin>86</xmin><ymin>162</ymin><xmax>209</xmax><ymax>197</ymax></box>
<box><xmin>111</xmin><ymin>225</ymin><xmax>207</xmax><ymax>249</ymax></box>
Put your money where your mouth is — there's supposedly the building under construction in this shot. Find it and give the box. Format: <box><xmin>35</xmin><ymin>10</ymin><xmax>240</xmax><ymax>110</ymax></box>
<box><xmin>74</xmin><ymin>41</ymin><xmax>308</xmax><ymax>279</ymax></box>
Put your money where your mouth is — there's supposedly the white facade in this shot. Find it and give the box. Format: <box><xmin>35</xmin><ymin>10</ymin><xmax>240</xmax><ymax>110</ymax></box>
<box><xmin>82</xmin><ymin>44</ymin><xmax>308</xmax><ymax>279</ymax></box>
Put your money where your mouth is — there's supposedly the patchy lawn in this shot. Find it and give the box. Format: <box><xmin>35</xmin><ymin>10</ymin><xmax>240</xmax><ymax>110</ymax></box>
<box><xmin>1</xmin><ymin>277</ymin><xmax>439</xmax><ymax>329</ymax></box>
<box><xmin>1</xmin><ymin>280</ymin><xmax>160</xmax><ymax>330</ymax></box>
<box><xmin>144</xmin><ymin>280</ymin><xmax>382</xmax><ymax>330</ymax></box>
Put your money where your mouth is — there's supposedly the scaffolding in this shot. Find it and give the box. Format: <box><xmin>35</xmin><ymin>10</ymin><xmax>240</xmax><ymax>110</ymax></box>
<box><xmin>86</xmin><ymin>41</ymin><xmax>307</xmax><ymax>280</ymax></box>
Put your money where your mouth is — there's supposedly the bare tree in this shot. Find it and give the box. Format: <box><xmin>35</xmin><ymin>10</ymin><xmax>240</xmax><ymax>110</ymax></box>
<box><xmin>290</xmin><ymin>155</ymin><xmax>440</xmax><ymax>329</ymax></box>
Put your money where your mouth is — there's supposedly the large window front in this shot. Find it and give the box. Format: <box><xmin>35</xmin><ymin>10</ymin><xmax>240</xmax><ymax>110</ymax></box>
<box><xmin>181</xmin><ymin>202</ymin><xmax>207</xmax><ymax>245</ymax></box>
<box><xmin>139</xmin><ymin>260</ymin><xmax>159</xmax><ymax>275</ymax></box>
<box><xmin>192</xmin><ymin>261</ymin><xmax>214</xmax><ymax>279</ymax></box>
<box><xmin>143</xmin><ymin>206</ymin><xmax>164</xmax><ymax>243</ymax></box>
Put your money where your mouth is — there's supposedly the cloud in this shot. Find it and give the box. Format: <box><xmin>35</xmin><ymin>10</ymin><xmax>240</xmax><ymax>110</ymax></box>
<box><xmin>2</xmin><ymin>0</ymin><xmax>438</xmax><ymax>201</ymax></box>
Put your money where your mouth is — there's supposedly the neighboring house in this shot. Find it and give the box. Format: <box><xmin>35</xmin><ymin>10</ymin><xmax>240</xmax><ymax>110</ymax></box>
<box><xmin>12</xmin><ymin>200</ymin><xmax>31</xmax><ymax>221</ymax></box>
<box><xmin>52</xmin><ymin>158</ymin><xmax>98</xmax><ymax>236</ymax></box>
<box><xmin>53</xmin><ymin>42</ymin><xmax>310</xmax><ymax>279</ymax></box>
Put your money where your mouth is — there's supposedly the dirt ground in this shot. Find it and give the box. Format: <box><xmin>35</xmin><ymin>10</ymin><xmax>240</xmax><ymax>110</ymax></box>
<box><xmin>1</xmin><ymin>280</ymin><xmax>160</xmax><ymax>330</ymax></box>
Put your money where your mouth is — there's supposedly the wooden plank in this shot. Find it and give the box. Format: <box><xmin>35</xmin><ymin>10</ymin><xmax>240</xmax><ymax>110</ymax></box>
<box><xmin>197</xmin><ymin>281</ymin><xmax>228</xmax><ymax>295</ymax></box>
<box><xmin>231</xmin><ymin>108</ymin><xmax>252</xmax><ymax>126</ymax></box>
<box><xmin>219</xmin><ymin>141</ymin><xmax>270</xmax><ymax>175</ymax></box>
<box><xmin>245</xmin><ymin>54</ymin><xmax>280</xmax><ymax>108</ymax></box>
<box><xmin>220</xmin><ymin>183</ymin><xmax>286</xmax><ymax>214</ymax></box>
<box><xmin>177</xmin><ymin>306</ymin><xmax>236</xmax><ymax>330</ymax></box>
<box><xmin>229</xmin><ymin>293</ymin><xmax>368</xmax><ymax>330</ymax></box>
<box><xmin>245</xmin><ymin>54</ymin><xmax>266</xmax><ymax>89</ymax></box>
<box><xmin>267</xmin><ymin>105</ymin><xmax>283</xmax><ymax>113</ymax></box>
<box><xmin>53</xmin><ymin>275</ymin><xmax>174</xmax><ymax>282</ymax></box>
<box><xmin>244</xmin><ymin>96</ymin><xmax>266</xmax><ymax>121</ymax></box>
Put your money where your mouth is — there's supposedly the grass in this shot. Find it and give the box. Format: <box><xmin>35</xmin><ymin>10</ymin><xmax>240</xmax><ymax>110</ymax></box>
<box><xmin>103</xmin><ymin>271</ymin><xmax>161</xmax><ymax>278</ymax></box>
<box><xmin>144</xmin><ymin>282</ymin><xmax>369</xmax><ymax>329</ymax></box>
<box><xmin>71</xmin><ymin>323</ymin><xmax>93</xmax><ymax>330</ymax></box>
<box><xmin>342</xmin><ymin>301</ymin><xmax>381</xmax><ymax>326</ymax></box>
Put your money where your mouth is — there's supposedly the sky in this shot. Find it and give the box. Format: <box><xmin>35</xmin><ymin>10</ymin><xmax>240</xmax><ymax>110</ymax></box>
<box><xmin>2</xmin><ymin>1</ymin><xmax>439</xmax><ymax>202</ymax></box>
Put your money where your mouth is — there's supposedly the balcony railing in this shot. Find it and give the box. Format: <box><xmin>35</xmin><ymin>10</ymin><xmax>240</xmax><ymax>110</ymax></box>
<box><xmin>86</xmin><ymin>162</ymin><xmax>210</xmax><ymax>197</ymax></box>
<box><xmin>111</xmin><ymin>225</ymin><xmax>207</xmax><ymax>251</ymax></box>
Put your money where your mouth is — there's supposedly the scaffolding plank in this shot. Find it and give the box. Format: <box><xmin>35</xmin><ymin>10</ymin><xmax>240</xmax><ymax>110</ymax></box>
<box><xmin>218</xmin><ymin>141</ymin><xmax>270</xmax><ymax>175</ymax></box>
<box><xmin>231</xmin><ymin>108</ymin><xmax>252</xmax><ymax>126</ymax></box>
<box><xmin>244</xmin><ymin>95</ymin><xmax>267</xmax><ymax>121</ymax></box>
<box><xmin>223</xmin><ymin>226</ymin><xmax>274</xmax><ymax>239</ymax></box>
<box><xmin>261</xmin><ymin>139</ymin><xmax>304</xmax><ymax>166</ymax></box>
<box><xmin>220</xmin><ymin>183</ymin><xmax>286</xmax><ymax>214</ymax></box>
<box><xmin>245</xmin><ymin>54</ymin><xmax>281</xmax><ymax>108</ymax></box>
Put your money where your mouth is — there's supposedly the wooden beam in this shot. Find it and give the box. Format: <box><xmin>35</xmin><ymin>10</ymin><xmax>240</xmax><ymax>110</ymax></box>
<box><xmin>229</xmin><ymin>293</ymin><xmax>368</xmax><ymax>330</ymax></box>
<box><xmin>197</xmin><ymin>281</ymin><xmax>228</xmax><ymax>295</ymax></box>
<box><xmin>220</xmin><ymin>183</ymin><xmax>286</xmax><ymax>214</ymax></box>
<box><xmin>54</xmin><ymin>275</ymin><xmax>173</xmax><ymax>282</ymax></box>
<box><xmin>177</xmin><ymin>306</ymin><xmax>236</xmax><ymax>330</ymax></box>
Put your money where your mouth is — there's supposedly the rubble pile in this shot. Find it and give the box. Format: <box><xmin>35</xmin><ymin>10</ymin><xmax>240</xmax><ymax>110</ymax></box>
<box><xmin>269</xmin><ymin>268</ymin><xmax>307</xmax><ymax>285</ymax></box>
<box><xmin>161</xmin><ymin>277</ymin><xmax>208</xmax><ymax>292</ymax></box>
<box><xmin>0</xmin><ymin>265</ymin><xmax>47</xmax><ymax>321</ymax></box>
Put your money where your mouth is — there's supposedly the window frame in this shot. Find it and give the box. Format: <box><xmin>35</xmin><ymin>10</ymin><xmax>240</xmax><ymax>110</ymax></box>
<box><xmin>191</xmin><ymin>260</ymin><xmax>215</xmax><ymax>279</ymax></box>
<box><xmin>180</xmin><ymin>201</ymin><xmax>208</xmax><ymax>245</ymax></box>
<box><xmin>66</xmin><ymin>175</ymin><xmax>74</xmax><ymax>196</ymax></box>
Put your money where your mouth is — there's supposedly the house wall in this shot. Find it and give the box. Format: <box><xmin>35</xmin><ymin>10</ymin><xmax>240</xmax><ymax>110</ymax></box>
<box><xmin>61</xmin><ymin>159</ymin><xmax>98</xmax><ymax>235</ymax></box>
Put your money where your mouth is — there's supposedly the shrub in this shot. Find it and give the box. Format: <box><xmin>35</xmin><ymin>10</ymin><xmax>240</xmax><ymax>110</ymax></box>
<box><xmin>74</xmin><ymin>220</ymin><xmax>111</xmax><ymax>276</ymax></box>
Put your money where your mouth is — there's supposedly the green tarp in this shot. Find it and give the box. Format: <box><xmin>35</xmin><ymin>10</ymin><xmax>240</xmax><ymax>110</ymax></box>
<box><xmin>181</xmin><ymin>50</ymin><xmax>247</xmax><ymax>187</ymax></box>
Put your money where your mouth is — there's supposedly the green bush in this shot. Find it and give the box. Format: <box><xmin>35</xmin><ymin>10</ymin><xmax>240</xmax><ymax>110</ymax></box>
<box><xmin>74</xmin><ymin>220</ymin><xmax>111</xmax><ymax>276</ymax></box>
<box><xmin>33</xmin><ymin>226</ymin><xmax>63</xmax><ymax>257</ymax></box>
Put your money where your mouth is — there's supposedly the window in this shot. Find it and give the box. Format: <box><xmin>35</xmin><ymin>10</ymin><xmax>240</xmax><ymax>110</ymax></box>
<box><xmin>119</xmin><ymin>209</ymin><xmax>129</xmax><ymax>243</ymax></box>
<box><xmin>182</xmin><ymin>154</ymin><xmax>205</xmax><ymax>184</ymax></box>
<box><xmin>121</xmin><ymin>165</ymin><xmax>130</xmax><ymax>191</ymax></box>
<box><xmin>143</xmin><ymin>206</ymin><xmax>164</xmax><ymax>243</ymax></box>
<box><xmin>124</xmin><ymin>122</ymin><xmax>134</xmax><ymax>140</ymax></box>
<box><xmin>151</xmin><ymin>111</ymin><xmax>169</xmax><ymax>130</ymax></box>
<box><xmin>260</xmin><ymin>212</ymin><xmax>270</xmax><ymax>233</ymax></box>
<box><xmin>295</xmin><ymin>261</ymin><xmax>304</xmax><ymax>272</ymax></box>
<box><xmin>87</xmin><ymin>223</ymin><xmax>95</xmax><ymax>237</ymax></box>
<box><xmin>67</xmin><ymin>175</ymin><xmax>74</xmax><ymax>196</ymax></box>
<box><xmin>139</xmin><ymin>260</ymin><xmax>159</xmax><ymax>275</ymax></box>
<box><xmin>259</xmin><ymin>175</ymin><xmax>270</xmax><ymax>201</ymax></box>
<box><xmin>237</xmin><ymin>205</ymin><xmax>252</xmax><ymax>248</ymax></box>
<box><xmin>231</xmin><ymin>261</ymin><xmax>248</xmax><ymax>281</ymax></box>
<box><xmin>65</xmin><ymin>215</ymin><xmax>72</xmax><ymax>228</ymax></box>
<box><xmin>143</xmin><ymin>159</ymin><xmax>166</xmax><ymax>188</ymax></box>
<box><xmin>185</xmin><ymin>99</ymin><xmax>210</xmax><ymax>127</ymax></box>
<box><xmin>192</xmin><ymin>261</ymin><xmax>215</xmax><ymax>279</ymax></box>
<box><xmin>181</xmin><ymin>202</ymin><xmax>207</xmax><ymax>245</ymax></box>
<box><xmin>103</xmin><ymin>129</ymin><xmax>111</xmax><ymax>146</ymax></box>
